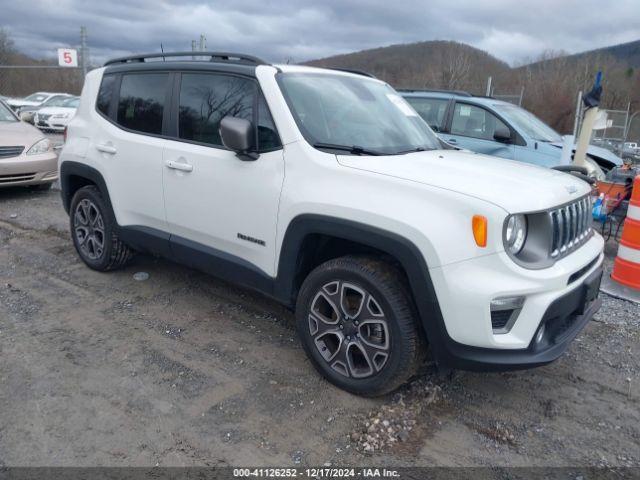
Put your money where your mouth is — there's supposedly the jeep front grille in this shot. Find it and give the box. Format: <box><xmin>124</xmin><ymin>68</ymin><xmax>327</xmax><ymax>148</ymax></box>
<box><xmin>550</xmin><ymin>196</ymin><xmax>592</xmax><ymax>259</ymax></box>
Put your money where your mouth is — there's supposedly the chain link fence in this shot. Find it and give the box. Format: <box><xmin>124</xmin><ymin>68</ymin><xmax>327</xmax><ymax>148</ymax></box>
<box><xmin>626</xmin><ymin>113</ymin><xmax>640</xmax><ymax>144</ymax></box>
<box><xmin>592</xmin><ymin>109</ymin><xmax>628</xmax><ymax>142</ymax></box>
<box><xmin>590</xmin><ymin>108</ymin><xmax>632</xmax><ymax>158</ymax></box>
<box><xmin>0</xmin><ymin>66</ymin><xmax>83</xmax><ymax>99</ymax></box>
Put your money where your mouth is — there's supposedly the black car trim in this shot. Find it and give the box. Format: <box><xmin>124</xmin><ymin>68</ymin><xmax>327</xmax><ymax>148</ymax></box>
<box><xmin>444</xmin><ymin>265</ymin><xmax>603</xmax><ymax>371</ymax></box>
<box><xmin>94</xmin><ymin>68</ymin><xmax>283</xmax><ymax>154</ymax></box>
<box><xmin>109</xmin><ymin>214</ymin><xmax>450</xmax><ymax>365</ymax></box>
<box><xmin>169</xmin><ymin>233</ymin><xmax>274</xmax><ymax>294</ymax></box>
<box><xmin>118</xmin><ymin>225</ymin><xmax>171</xmax><ymax>258</ymax></box>
<box><xmin>104</xmin><ymin>61</ymin><xmax>260</xmax><ymax>77</ymax></box>
<box><xmin>60</xmin><ymin>161</ymin><xmax>114</xmax><ymax>215</ymax></box>
<box><xmin>104</xmin><ymin>51</ymin><xmax>268</xmax><ymax>67</ymax></box>
<box><xmin>62</xmin><ymin>164</ymin><xmax>599</xmax><ymax>372</ymax></box>
<box><xmin>273</xmin><ymin>214</ymin><xmax>451</xmax><ymax>362</ymax></box>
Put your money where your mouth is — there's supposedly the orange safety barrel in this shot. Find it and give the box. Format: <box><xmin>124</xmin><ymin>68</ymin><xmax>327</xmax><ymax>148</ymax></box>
<box><xmin>596</xmin><ymin>180</ymin><xmax>629</xmax><ymax>199</ymax></box>
<box><xmin>611</xmin><ymin>176</ymin><xmax>640</xmax><ymax>290</ymax></box>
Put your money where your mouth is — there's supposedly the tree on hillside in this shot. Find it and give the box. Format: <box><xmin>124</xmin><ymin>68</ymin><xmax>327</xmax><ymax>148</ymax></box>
<box><xmin>430</xmin><ymin>42</ymin><xmax>473</xmax><ymax>90</ymax></box>
<box><xmin>511</xmin><ymin>49</ymin><xmax>638</xmax><ymax>133</ymax></box>
<box><xmin>0</xmin><ymin>28</ymin><xmax>83</xmax><ymax>97</ymax></box>
<box><xmin>0</xmin><ymin>28</ymin><xmax>16</xmax><ymax>64</ymax></box>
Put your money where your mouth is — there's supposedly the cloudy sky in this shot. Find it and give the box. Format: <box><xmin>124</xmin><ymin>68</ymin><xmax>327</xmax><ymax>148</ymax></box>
<box><xmin>2</xmin><ymin>0</ymin><xmax>640</xmax><ymax>66</ymax></box>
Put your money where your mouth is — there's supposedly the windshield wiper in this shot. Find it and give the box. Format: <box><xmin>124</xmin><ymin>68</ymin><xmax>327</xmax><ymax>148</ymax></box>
<box><xmin>313</xmin><ymin>142</ymin><xmax>384</xmax><ymax>156</ymax></box>
<box><xmin>393</xmin><ymin>146</ymin><xmax>428</xmax><ymax>155</ymax></box>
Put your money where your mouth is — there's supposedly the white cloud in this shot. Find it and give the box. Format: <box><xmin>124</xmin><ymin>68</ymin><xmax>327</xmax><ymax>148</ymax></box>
<box><xmin>474</xmin><ymin>30</ymin><xmax>549</xmax><ymax>65</ymax></box>
<box><xmin>1</xmin><ymin>0</ymin><xmax>639</xmax><ymax>65</ymax></box>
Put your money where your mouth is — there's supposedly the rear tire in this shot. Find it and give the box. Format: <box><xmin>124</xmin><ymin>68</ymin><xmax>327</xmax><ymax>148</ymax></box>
<box><xmin>69</xmin><ymin>185</ymin><xmax>134</xmax><ymax>271</ymax></box>
<box><xmin>295</xmin><ymin>255</ymin><xmax>425</xmax><ymax>396</ymax></box>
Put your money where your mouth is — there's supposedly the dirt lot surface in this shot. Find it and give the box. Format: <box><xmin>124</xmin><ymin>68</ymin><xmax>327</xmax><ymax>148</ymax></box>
<box><xmin>0</xmin><ymin>187</ymin><xmax>638</xmax><ymax>468</ymax></box>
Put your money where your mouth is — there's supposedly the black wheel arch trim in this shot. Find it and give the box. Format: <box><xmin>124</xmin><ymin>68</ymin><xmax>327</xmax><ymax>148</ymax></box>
<box><xmin>60</xmin><ymin>160</ymin><xmax>113</xmax><ymax>215</ymax></box>
<box><xmin>61</xmin><ymin>174</ymin><xmax>561</xmax><ymax>371</ymax></box>
<box><xmin>274</xmin><ymin>214</ymin><xmax>452</xmax><ymax>364</ymax></box>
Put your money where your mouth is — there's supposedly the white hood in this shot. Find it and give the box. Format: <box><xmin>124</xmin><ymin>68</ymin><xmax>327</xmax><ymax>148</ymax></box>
<box><xmin>37</xmin><ymin>106</ymin><xmax>77</xmax><ymax>116</ymax></box>
<box><xmin>7</xmin><ymin>99</ymin><xmax>40</xmax><ymax>108</ymax></box>
<box><xmin>337</xmin><ymin>150</ymin><xmax>591</xmax><ymax>214</ymax></box>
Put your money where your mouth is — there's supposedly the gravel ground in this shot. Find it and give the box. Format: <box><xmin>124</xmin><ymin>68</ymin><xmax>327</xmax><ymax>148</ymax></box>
<box><xmin>0</xmin><ymin>186</ymin><xmax>638</xmax><ymax>467</ymax></box>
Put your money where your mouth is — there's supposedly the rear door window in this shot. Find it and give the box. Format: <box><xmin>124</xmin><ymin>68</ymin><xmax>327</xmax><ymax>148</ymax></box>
<box><xmin>178</xmin><ymin>73</ymin><xmax>255</xmax><ymax>147</ymax></box>
<box><xmin>450</xmin><ymin>102</ymin><xmax>508</xmax><ymax>141</ymax></box>
<box><xmin>403</xmin><ymin>97</ymin><xmax>448</xmax><ymax>131</ymax></box>
<box><xmin>116</xmin><ymin>73</ymin><xmax>169</xmax><ymax>135</ymax></box>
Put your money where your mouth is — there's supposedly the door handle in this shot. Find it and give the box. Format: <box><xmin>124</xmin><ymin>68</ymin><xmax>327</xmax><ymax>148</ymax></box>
<box><xmin>447</xmin><ymin>138</ymin><xmax>457</xmax><ymax>144</ymax></box>
<box><xmin>165</xmin><ymin>159</ymin><xmax>193</xmax><ymax>172</ymax></box>
<box><xmin>96</xmin><ymin>143</ymin><xmax>117</xmax><ymax>154</ymax></box>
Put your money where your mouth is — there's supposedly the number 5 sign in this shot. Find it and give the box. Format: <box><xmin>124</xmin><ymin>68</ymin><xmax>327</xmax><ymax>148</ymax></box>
<box><xmin>57</xmin><ymin>48</ymin><xmax>78</xmax><ymax>67</ymax></box>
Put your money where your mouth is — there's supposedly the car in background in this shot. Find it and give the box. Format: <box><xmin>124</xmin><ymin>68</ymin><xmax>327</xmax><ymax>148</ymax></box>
<box><xmin>19</xmin><ymin>94</ymin><xmax>74</xmax><ymax>124</ymax></box>
<box><xmin>0</xmin><ymin>98</ymin><xmax>58</xmax><ymax>190</ymax></box>
<box><xmin>621</xmin><ymin>142</ymin><xmax>640</xmax><ymax>161</ymax></box>
<box><xmin>34</xmin><ymin>96</ymin><xmax>80</xmax><ymax>132</ymax></box>
<box><xmin>401</xmin><ymin>90</ymin><xmax>623</xmax><ymax>180</ymax></box>
<box><xmin>6</xmin><ymin>92</ymin><xmax>67</xmax><ymax>113</ymax></box>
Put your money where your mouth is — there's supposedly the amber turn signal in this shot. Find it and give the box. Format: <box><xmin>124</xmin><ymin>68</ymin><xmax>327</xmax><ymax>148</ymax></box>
<box><xmin>472</xmin><ymin>215</ymin><xmax>488</xmax><ymax>247</ymax></box>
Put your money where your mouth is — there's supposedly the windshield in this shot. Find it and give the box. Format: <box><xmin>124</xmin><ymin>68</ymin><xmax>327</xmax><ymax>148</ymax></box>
<box><xmin>44</xmin><ymin>96</ymin><xmax>72</xmax><ymax>107</ymax></box>
<box><xmin>24</xmin><ymin>93</ymin><xmax>48</xmax><ymax>103</ymax></box>
<box><xmin>278</xmin><ymin>72</ymin><xmax>440</xmax><ymax>155</ymax></box>
<box><xmin>0</xmin><ymin>101</ymin><xmax>17</xmax><ymax>121</ymax></box>
<box><xmin>494</xmin><ymin>103</ymin><xmax>561</xmax><ymax>142</ymax></box>
<box><xmin>62</xmin><ymin>97</ymin><xmax>80</xmax><ymax>108</ymax></box>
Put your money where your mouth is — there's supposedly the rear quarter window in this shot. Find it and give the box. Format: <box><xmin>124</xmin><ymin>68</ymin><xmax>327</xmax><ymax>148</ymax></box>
<box><xmin>96</xmin><ymin>74</ymin><xmax>116</xmax><ymax>116</ymax></box>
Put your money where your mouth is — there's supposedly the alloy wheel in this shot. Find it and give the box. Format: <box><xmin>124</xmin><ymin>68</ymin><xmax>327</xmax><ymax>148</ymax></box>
<box><xmin>74</xmin><ymin>199</ymin><xmax>105</xmax><ymax>260</ymax></box>
<box><xmin>308</xmin><ymin>280</ymin><xmax>390</xmax><ymax>378</ymax></box>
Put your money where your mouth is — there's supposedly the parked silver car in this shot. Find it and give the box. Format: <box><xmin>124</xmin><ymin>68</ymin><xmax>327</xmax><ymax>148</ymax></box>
<box><xmin>0</xmin><ymin>100</ymin><xmax>58</xmax><ymax>189</ymax></box>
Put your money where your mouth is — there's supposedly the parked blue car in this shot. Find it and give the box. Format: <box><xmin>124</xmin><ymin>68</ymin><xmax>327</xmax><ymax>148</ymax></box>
<box><xmin>401</xmin><ymin>90</ymin><xmax>622</xmax><ymax>178</ymax></box>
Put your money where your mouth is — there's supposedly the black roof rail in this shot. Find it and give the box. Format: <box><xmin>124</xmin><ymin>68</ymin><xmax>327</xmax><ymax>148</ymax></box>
<box><xmin>104</xmin><ymin>51</ymin><xmax>269</xmax><ymax>67</ymax></box>
<box><xmin>329</xmin><ymin>67</ymin><xmax>377</xmax><ymax>79</ymax></box>
<box><xmin>397</xmin><ymin>88</ymin><xmax>472</xmax><ymax>97</ymax></box>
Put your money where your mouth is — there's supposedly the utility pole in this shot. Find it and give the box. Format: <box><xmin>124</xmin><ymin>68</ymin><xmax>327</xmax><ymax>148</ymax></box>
<box><xmin>485</xmin><ymin>76</ymin><xmax>492</xmax><ymax>97</ymax></box>
<box><xmin>572</xmin><ymin>90</ymin><xmax>583</xmax><ymax>138</ymax></box>
<box><xmin>80</xmin><ymin>26</ymin><xmax>88</xmax><ymax>78</ymax></box>
<box><xmin>518</xmin><ymin>85</ymin><xmax>524</xmax><ymax>107</ymax></box>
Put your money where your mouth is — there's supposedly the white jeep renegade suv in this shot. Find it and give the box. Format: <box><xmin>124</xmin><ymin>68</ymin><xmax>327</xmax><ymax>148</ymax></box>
<box><xmin>59</xmin><ymin>52</ymin><xmax>604</xmax><ymax>396</ymax></box>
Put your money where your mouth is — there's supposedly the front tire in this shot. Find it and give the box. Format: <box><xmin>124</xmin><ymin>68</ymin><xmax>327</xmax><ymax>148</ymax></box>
<box><xmin>295</xmin><ymin>255</ymin><xmax>425</xmax><ymax>396</ymax></box>
<box><xmin>69</xmin><ymin>185</ymin><xmax>134</xmax><ymax>271</ymax></box>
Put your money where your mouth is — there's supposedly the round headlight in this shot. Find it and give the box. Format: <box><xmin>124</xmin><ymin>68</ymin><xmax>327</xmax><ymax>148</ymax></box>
<box><xmin>505</xmin><ymin>214</ymin><xmax>527</xmax><ymax>255</ymax></box>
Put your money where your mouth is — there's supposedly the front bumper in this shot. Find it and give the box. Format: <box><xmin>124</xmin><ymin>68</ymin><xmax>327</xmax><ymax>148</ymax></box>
<box><xmin>423</xmin><ymin>233</ymin><xmax>604</xmax><ymax>371</ymax></box>
<box><xmin>431</xmin><ymin>233</ymin><xmax>604</xmax><ymax>348</ymax></box>
<box><xmin>0</xmin><ymin>151</ymin><xmax>58</xmax><ymax>187</ymax></box>
<box><xmin>35</xmin><ymin>116</ymin><xmax>68</xmax><ymax>132</ymax></box>
<box><xmin>442</xmin><ymin>265</ymin><xmax>603</xmax><ymax>371</ymax></box>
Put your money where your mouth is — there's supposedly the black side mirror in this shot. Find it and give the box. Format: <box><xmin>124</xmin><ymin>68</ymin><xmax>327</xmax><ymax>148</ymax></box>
<box><xmin>493</xmin><ymin>125</ymin><xmax>512</xmax><ymax>143</ymax></box>
<box><xmin>220</xmin><ymin>116</ymin><xmax>258</xmax><ymax>161</ymax></box>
